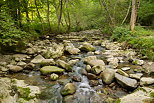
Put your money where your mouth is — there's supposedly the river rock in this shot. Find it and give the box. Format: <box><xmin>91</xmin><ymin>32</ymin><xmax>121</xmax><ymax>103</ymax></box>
<box><xmin>89</xmin><ymin>80</ymin><xmax>99</xmax><ymax>87</ymax></box>
<box><xmin>50</xmin><ymin>73</ymin><xmax>59</xmax><ymax>81</ymax></box>
<box><xmin>91</xmin><ymin>65</ymin><xmax>106</xmax><ymax>75</ymax></box>
<box><xmin>108</xmin><ymin>57</ymin><xmax>119</xmax><ymax>68</ymax></box>
<box><xmin>40</xmin><ymin>66</ymin><xmax>64</xmax><ymax>75</ymax></box>
<box><xmin>117</xmin><ymin>69</ymin><xmax>129</xmax><ymax>77</ymax></box>
<box><xmin>40</xmin><ymin>59</ymin><xmax>55</xmax><ymax>66</ymax></box>
<box><xmin>72</xmin><ymin>75</ymin><xmax>82</xmax><ymax>82</ymax></box>
<box><xmin>79</xmin><ymin>42</ymin><xmax>96</xmax><ymax>52</ymax></box>
<box><xmin>9</xmin><ymin>65</ymin><xmax>23</xmax><ymax>72</ymax></box>
<box><xmin>56</xmin><ymin>60</ymin><xmax>72</xmax><ymax>72</ymax></box>
<box><xmin>87</xmin><ymin>73</ymin><xmax>98</xmax><ymax>80</ymax></box>
<box><xmin>63</xmin><ymin>95</ymin><xmax>75</xmax><ymax>103</ymax></box>
<box><xmin>132</xmin><ymin>59</ymin><xmax>144</xmax><ymax>65</ymax></box>
<box><xmin>86</xmin><ymin>65</ymin><xmax>91</xmax><ymax>72</ymax></box>
<box><xmin>65</xmin><ymin>46</ymin><xmax>80</xmax><ymax>55</ymax></box>
<box><xmin>101</xmin><ymin>69</ymin><xmax>115</xmax><ymax>84</ymax></box>
<box><xmin>129</xmin><ymin>73</ymin><xmax>143</xmax><ymax>80</ymax></box>
<box><xmin>84</xmin><ymin>56</ymin><xmax>97</xmax><ymax>62</ymax></box>
<box><xmin>140</xmin><ymin>77</ymin><xmax>154</xmax><ymax>85</ymax></box>
<box><xmin>31</xmin><ymin>54</ymin><xmax>45</xmax><ymax>64</ymax></box>
<box><xmin>115</xmin><ymin>73</ymin><xmax>138</xmax><ymax>89</ymax></box>
<box><xmin>88</xmin><ymin>59</ymin><xmax>105</xmax><ymax>67</ymax></box>
<box><xmin>61</xmin><ymin>83</ymin><xmax>76</xmax><ymax>96</ymax></box>
<box><xmin>119</xmin><ymin>87</ymin><xmax>154</xmax><ymax>103</ymax></box>
<box><xmin>121</xmin><ymin>67</ymin><xmax>130</xmax><ymax>71</ymax></box>
<box><xmin>24</xmin><ymin>63</ymin><xmax>35</xmax><ymax>70</ymax></box>
<box><xmin>143</xmin><ymin>62</ymin><xmax>154</xmax><ymax>74</ymax></box>
<box><xmin>17</xmin><ymin>61</ymin><xmax>27</xmax><ymax>67</ymax></box>
<box><xmin>42</xmin><ymin>43</ymin><xmax>64</xmax><ymax>58</ymax></box>
<box><xmin>68</xmin><ymin>59</ymin><xmax>79</xmax><ymax>66</ymax></box>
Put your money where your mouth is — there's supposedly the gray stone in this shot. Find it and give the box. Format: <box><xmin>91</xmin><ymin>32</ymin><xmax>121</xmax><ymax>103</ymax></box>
<box><xmin>115</xmin><ymin>73</ymin><xmax>138</xmax><ymax>89</ymax></box>
<box><xmin>129</xmin><ymin>73</ymin><xmax>143</xmax><ymax>80</ymax></box>
<box><xmin>79</xmin><ymin>42</ymin><xmax>96</xmax><ymax>52</ymax></box>
<box><xmin>117</xmin><ymin>69</ymin><xmax>129</xmax><ymax>77</ymax></box>
<box><xmin>31</xmin><ymin>54</ymin><xmax>45</xmax><ymax>64</ymax></box>
<box><xmin>40</xmin><ymin>66</ymin><xmax>64</xmax><ymax>75</ymax></box>
<box><xmin>121</xmin><ymin>67</ymin><xmax>130</xmax><ymax>71</ymax></box>
<box><xmin>140</xmin><ymin>77</ymin><xmax>154</xmax><ymax>85</ymax></box>
<box><xmin>56</xmin><ymin>60</ymin><xmax>72</xmax><ymax>72</ymax></box>
<box><xmin>91</xmin><ymin>65</ymin><xmax>105</xmax><ymax>75</ymax></box>
<box><xmin>120</xmin><ymin>87</ymin><xmax>154</xmax><ymax>103</ymax></box>
<box><xmin>50</xmin><ymin>73</ymin><xmax>59</xmax><ymax>81</ymax></box>
<box><xmin>101</xmin><ymin>69</ymin><xmax>115</xmax><ymax>84</ymax></box>
<box><xmin>61</xmin><ymin>83</ymin><xmax>76</xmax><ymax>96</ymax></box>
<box><xmin>9</xmin><ymin>65</ymin><xmax>23</xmax><ymax>72</ymax></box>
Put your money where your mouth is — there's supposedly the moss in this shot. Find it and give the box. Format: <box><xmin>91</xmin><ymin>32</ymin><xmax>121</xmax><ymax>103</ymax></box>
<box><xmin>17</xmin><ymin>87</ymin><xmax>33</xmax><ymax>101</ymax></box>
<box><xmin>150</xmin><ymin>92</ymin><xmax>154</xmax><ymax>98</ymax></box>
<box><xmin>114</xmin><ymin>98</ymin><xmax>121</xmax><ymax>103</ymax></box>
<box><xmin>134</xmin><ymin>87</ymin><xmax>147</xmax><ymax>93</ymax></box>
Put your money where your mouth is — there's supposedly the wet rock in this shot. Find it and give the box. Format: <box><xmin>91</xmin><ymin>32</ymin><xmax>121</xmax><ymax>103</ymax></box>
<box><xmin>84</xmin><ymin>56</ymin><xmax>97</xmax><ymax>63</ymax></box>
<box><xmin>115</xmin><ymin>73</ymin><xmax>138</xmax><ymax>89</ymax></box>
<box><xmin>31</xmin><ymin>54</ymin><xmax>45</xmax><ymax>64</ymax></box>
<box><xmin>0</xmin><ymin>66</ymin><xmax>9</xmax><ymax>72</ymax></box>
<box><xmin>50</xmin><ymin>73</ymin><xmax>59</xmax><ymax>81</ymax></box>
<box><xmin>8</xmin><ymin>65</ymin><xmax>23</xmax><ymax>72</ymax></box>
<box><xmin>87</xmin><ymin>73</ymin><xmax>98</xmax><ymax>80</ymax></box>
<box><xmin>40</xmin><ymin>66</ymin><xmax>64</xmax><ymax>75</ymax></box>
<box><xmin>101</xmin><ymin>69</ymin><xmax>115</xmax><ymax>84</ymax></box>
<box><xmin>133</xmin><ymin>59</ymin><xmax>144</xmax><ymax>65</ymax></box>
<box><xmin>107</xmin><ymin>57</ymin><xmax>119</xmax><ymax>68</ymax></box>
<box><xmin>65</xmin><ymin>46</ymin><xmax>80</xmax><ymax>55</ymax></box>
<box><xmin>88</xmin><ymin>59</ymin><xmax>105</xmax><ymax>67</ymax></box>
<box><xmin>17</xmin><ymin>61</ymin><xmax>27</xmax><ymax>67</ymax></box>
<box><xmin>24</xmin><ymin>63</ymin><xmax>35</xmax><ymax>70</ymax></box>
<box><xmin>63</xmin><ymin>95</ymin><xmax>75</xmax><ymax>103</ymax></box>
<box><xmin>89</xmin><ymin>80</ymin><xmax>99</xmax><ymax>87</ymax></box>
<box><xmin>119</xmin><ymin>87</ymin><xmax>154</xmax><ymax>103</ymax></box>
<box><xmin>12</xmin><ymin>54</ymin><xmax>30</xmax><ymax>61</ymax></box>
<box><xmin>121</xmin><ymin>67</ymin><xmax>130</xmax><ymax>71</ymax></box>
<box><xmin>56</xmin><ymin>60</ymin><xmax>72</xmax><ymax>72</ymax></box>
<box><xmin>91</xmin><ymin>65</ymin><xmax>106</xmax><ymax>75</ymax></box>
<box><xmin>129</xmin><ymin>73</ymin><xmax>143</xmax><ymax>80</ymax></box>
<box><xmin>140</xmin><ymin>77</ymin><xmax>154</xmax><ymax>85</ymax></box>
<box><xmin>80</xmin><ymin>69</ymin><xmax>88</xmax><ymax>75</ymax></box>
<box><xmin>40</xmin><ymin>59</ymin><xmax>55</xmax><ymax>66</ymax></box>
<box><xmin>79</xmin><ymin>42</ymin><xmax>96</xmax><ymax>52</ymax></box>
<box><xmin>117</xmin><ymin>69</ymin><xmax>129</xmax><ymax>77</ymax></box>
<box><xmin>42</xmin><ymin>43</ymin><xmax>64</xmax><ymax>58</ymax></box>
<box><xmin>68</xmin><ymin>59</ymin><xmax>79</xmax><ymax>66</ymax></box>
<box><xmin>143</xmin><ymin>62</ymin><xmax>154</xmax><ymax>74</ymax></box>
<box><xmin>58</xmin><ymin>79</ymin><xmax>71</xmax><ymax>85</ymax></box>
<box><xmin>86</xmin><ymin>65</ymin><xmax>91</xmax><ymax>72</ymax></box>
<box><xmin>61</xmin><ymin>83</ymin><xmax>76</xmax><ymax>96</ymax></box>
<box><xmin>72</xmin><ymin>75</ymin><xmax>81</xmax><ymax>82</ymax></box>
<box><xmin>94</xmin><ymin>51</ymin><xmax>101</xmax><ymax>55</ymax></box>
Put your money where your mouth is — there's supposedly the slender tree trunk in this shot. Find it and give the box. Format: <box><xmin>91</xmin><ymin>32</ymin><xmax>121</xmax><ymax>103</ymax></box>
<box><xmin>47</xmin><ymin>0</ymin><xmax>51</xmax><ymax>31</ymax></box>
<box><xmin>121</xmin><ymin>0</ymin><xmax>131</xmax><ymax>25</ymax></box>
<box><xmin>130</xmin><ymin>0</ymin><xmax>138</xmax><ymax>31</ymax></box>
<box><xmin>58</xmin><ymin>0</ymin><xmax>63</xmax><ymax>30</ymax></box>
<box><xmin>34</xmin><ymin>0</ymin><xmax>44</xmax><ymax>31</ymax></box>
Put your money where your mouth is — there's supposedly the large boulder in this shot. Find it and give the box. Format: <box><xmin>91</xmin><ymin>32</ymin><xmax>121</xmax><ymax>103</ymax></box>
<box><xmin>40</xmin><ymin>66</ymin><xmax>64</xmax><ymax>75</ymax></box>
<box><xmin>101</xmin><ymin>69</ymin><xmax>115</xmax><ymax>84</ymax></box>
<box><xmin>119</xmin><ymin>87</ymin><xmax>154</xmax><ymax>103</ymax></box>
<box><xmin>61</xmin><ymin>83</ymin><xmax>76</xmax><ymax>96</ymax></box>
<box><xmin>115</xmin><ymin>73</ymin><xmax>138</xmax><ymax>89</ymax></box>
<box><xmin>79</xmin><ymin>42</ymin><xmax>96</xmax><ymax>52</ymax></box>
<box><xmin>56</xmin><ymin>60</ymin><xmax>72</xmax><ymax>72</ymax></box>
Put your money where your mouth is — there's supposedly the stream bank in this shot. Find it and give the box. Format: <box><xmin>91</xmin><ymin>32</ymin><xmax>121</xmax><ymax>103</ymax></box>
<box><xmin>0</xmin><ymin>30</ymin><xmax>154</xmax><ymax>103</ymax></box>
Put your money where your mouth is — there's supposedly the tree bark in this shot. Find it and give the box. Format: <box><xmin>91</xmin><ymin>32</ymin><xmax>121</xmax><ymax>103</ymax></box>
<box><xmin>130</xmin><ymin>0</ymin><xmax>137</xmax><ymax>31</ymax></box>
<box><xmin>47</xmin><ymin>0</ymin><xmax>51</xmax><ymax>31</ymax></box>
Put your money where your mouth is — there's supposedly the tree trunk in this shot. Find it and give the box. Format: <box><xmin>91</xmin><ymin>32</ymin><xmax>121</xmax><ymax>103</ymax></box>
<box><xmin>58</xmin><ymin>0</ymin><xmax>63</xmax><ymax>30</ymax></box>
<box><xmin>47</xmin><ymin>0</ymin><xmax>51</xmax><ymax>32</ymax></box>
<box><xmin>130</xmin><ymin>0</ymin><xmax>137</xmax><ymax>31</ymax></box>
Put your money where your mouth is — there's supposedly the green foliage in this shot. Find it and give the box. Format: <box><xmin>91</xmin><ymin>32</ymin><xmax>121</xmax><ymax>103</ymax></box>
<box><xmin>111</xmin><ymin>26</ymin><xmax>154</xmax><ymax>61</ymax></box>
<box><xmin>0</xmin><ymin>11</ymin><xmax>28</xmax><ymax>50</ymax></box>
<box><xmin>150</xmin><ymin>92</ymin><xmax>154</xmax><ymax>98</ymax></box>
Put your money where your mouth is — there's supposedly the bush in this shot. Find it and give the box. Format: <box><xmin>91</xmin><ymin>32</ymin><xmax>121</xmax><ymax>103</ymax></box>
<box><xmin>111</xmin><ymin>26</ymin><xmax>154</xmax><ymax>61</ymax></box>
<box><xmin>0</xmin><ymin>11</ymin><xmax>29</xmax><ymax>51</ymax></box>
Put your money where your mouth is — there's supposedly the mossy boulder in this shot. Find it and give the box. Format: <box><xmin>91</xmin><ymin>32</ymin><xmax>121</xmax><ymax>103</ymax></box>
<box><xmin>40</xmin><ymin>66</ymin><xmax>64</xmax><ymax>75</ymax></box>
<box><xmin>56</xmin><ymin>60</ymin><xmax>72</xmax><ymax>72</ymax></box>
<box><xmin>80</xmin><ymin>42</ymin><xmax>96</xmax><ymax>52</ymax></box>
<box><xmin>60</xmin><ymin>83</ymin><xmax>76</xmax><ymax>96</ymax></box>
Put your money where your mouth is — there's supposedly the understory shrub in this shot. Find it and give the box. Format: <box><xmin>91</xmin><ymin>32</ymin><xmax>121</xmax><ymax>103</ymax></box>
<box><xmin>111</xmin><ymin>26</ymin><xmax>154</xmax><ymax>61</ymax></box>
